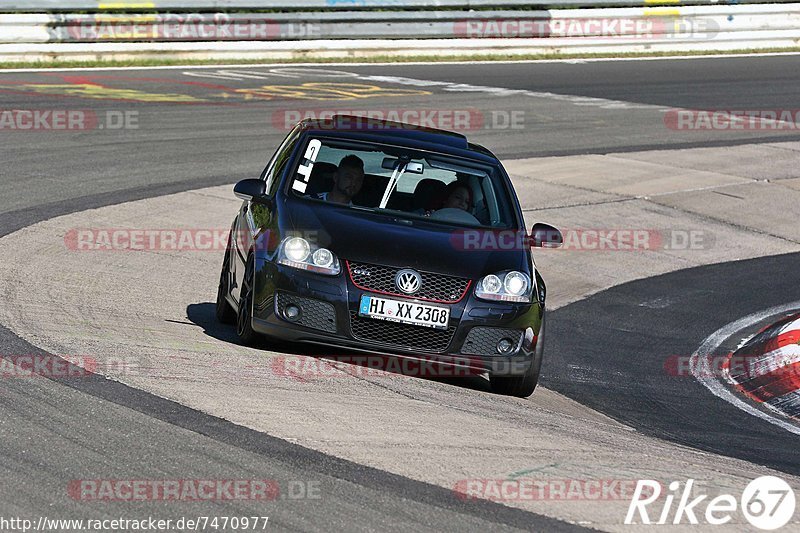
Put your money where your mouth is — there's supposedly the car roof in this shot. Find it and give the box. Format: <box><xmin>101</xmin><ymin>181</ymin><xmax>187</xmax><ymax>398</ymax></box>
<box><xmin>296</xmin><ymin>115</ymin><xmax>501</xmax><ymax>165</ymax></box>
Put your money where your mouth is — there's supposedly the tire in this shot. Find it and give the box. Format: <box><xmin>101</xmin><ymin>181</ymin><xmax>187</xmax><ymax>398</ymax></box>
<box><xmin>236</xmin><ymin>253</ymin><xmax>261</xmax><ymax>346</ymax></box>
<box><xmin>215</xmin><ymin>238</ymin><xmax>237</xmax><ymax>324</ymax></box>
<box><xmin>490</xmin><ymin>314</ymin><xmax>545</xmax><ymax>398</ymax></box>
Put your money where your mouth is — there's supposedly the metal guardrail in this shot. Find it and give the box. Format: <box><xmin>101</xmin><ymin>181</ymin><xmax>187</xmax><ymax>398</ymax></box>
<box><xmin>0</xmin><ymin>0</ymin><xmax>793</xmax><ymax>12</ymax></box>
<box><xmin>0</xmin><ymin>2</ymin><xmax>798</xmax><ymax>62</ymax></box>
<box><xmin>2</xmin><ymin>4</ymin><xmax>799</xmax><ymax>42</ymax></box>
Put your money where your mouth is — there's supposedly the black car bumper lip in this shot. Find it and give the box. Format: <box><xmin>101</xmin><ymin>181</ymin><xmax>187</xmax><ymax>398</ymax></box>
<box><xmin>252</xmin><ymin>316</ymin><xmax>534</xmax><ymax>375</ymax></box>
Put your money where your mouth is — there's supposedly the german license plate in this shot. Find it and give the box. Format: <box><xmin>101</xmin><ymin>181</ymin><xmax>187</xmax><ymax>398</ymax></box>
<box><xmin>359</xmin><ymin>295</ymin><xmax>449</xmax><ymax>330</ymax></box>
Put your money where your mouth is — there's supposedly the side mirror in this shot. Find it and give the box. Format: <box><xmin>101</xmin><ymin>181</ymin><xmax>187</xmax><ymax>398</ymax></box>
<box><xmin>234</xmin><ymin>179</ymin><xmax>267</xmax><ymax>202</ymax></box>
<box><xmin>530</xmin><ymin>223</ymin><xmax>563</xmax><ymax>248</ymax></box>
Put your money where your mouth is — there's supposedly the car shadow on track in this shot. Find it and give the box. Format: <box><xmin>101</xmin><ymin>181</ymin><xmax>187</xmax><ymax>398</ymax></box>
<box><xmin>186</xmin><ymin>302</ymin><xmax>492</xmax><ymax>393</ymax></box>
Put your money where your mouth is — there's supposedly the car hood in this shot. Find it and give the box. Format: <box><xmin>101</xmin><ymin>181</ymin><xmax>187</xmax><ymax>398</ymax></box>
<box><xmin>285</xmin><ymin>200</ymin><xmax>528</xmax><ymax>279</ymax></box>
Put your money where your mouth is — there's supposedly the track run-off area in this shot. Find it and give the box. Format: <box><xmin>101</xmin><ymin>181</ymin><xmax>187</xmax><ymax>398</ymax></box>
<box><xmin>1</xmin><ymin>55</ymin><xmax>800</xmax><ymax>531</ymax></box>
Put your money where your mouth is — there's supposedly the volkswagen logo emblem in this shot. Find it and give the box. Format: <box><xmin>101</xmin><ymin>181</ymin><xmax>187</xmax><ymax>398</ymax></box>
<box><xmin>395</xmin><ymin>269</ymin><xmax>422</xmax><ymax>294</ymax></box>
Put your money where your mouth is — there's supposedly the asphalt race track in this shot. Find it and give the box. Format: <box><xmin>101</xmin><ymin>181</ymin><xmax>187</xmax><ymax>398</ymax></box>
<box><xmin>547</xmin><ymin>252</ymin><xmax>800</xmax><ymax>475</ymax></box>
<box><xmin>1</xmin><ymin>55</ymin><xmax>800</xmax><ymax>531</ymax></box>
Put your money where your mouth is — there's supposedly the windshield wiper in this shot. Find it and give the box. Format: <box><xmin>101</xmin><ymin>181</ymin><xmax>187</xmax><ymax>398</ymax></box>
<box><xmin>378</xmin><ymin>161</ymin><xmax>407</xmax><ymax>209</ymax></box>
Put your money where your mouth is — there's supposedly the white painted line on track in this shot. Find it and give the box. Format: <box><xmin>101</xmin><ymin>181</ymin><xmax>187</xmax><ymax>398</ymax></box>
<box><xmin>1</xmin><ymin>51</ymin><xmax>799</xmax><ymax>74</ymax></box>
<box><xmin>357</xmin><ymin>74</ymin><xmax>660</xmax><ymax>110</ymax></box>
<box><xmin>181</xmin><ymin>67</ymin><xmax>665</xmax><ymax>111</ymax></box>
<box><xmin>690</xmin><ymin>300</ymin><xmax>800</xmax><ymax>436</ymax></box>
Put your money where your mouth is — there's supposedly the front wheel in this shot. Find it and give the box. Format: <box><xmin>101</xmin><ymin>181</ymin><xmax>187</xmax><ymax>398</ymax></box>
<box><xmin>236</xmin><ymin>254</ymin><xmax>261</xmax><ymax>346</ymax></box>
<box><xmin>490</xmin><ymin>315</ymin><xmax>545</xmax><ymax>398</ymax></box>
<box><xmin>215</xmin><ymin>237</ymin><xmax>236</xmax><ymax>324</ymax></box>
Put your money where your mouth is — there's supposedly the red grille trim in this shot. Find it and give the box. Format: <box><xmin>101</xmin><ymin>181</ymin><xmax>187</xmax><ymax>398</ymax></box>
<box><xmin>345</xmin><ymin>260</ymin><xmax>472</xmax><ymax>304</ymax></box>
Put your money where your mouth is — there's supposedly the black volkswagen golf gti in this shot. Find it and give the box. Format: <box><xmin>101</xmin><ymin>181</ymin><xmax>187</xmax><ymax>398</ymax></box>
<box><xmin>216</xmin><ymin>116</ymin><xmax>562</xmax><ymax>397</ymax></box>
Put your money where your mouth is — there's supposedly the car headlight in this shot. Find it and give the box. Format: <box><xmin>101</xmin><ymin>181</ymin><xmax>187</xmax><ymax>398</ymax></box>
<box><xmin>284</xmin><ymin>237</ymin><xmax>310</xmax><ymax>262</ymax></box>
<box><xmin>482</xmin><ymin>274</ymin><xmax>502</xmax><ymax>294</ymax></box>
<box><xmin>504</xmin><ymin>271</ymin><xmax>529</xmax><ymax>297</ymax></box>
<box><xmin>278</xmin><ymin>237</ymin><xmax>341</xmax><ymax>275</ymax></box>
<box><xmin>312</xmin><ymin>248</ymin><xmax>334</xmax><ymax>268</ymax></box>
<box><xmin>475</xmin><ymin>271</ymin><xmax>533</xmax><ymax>303</ymax></box>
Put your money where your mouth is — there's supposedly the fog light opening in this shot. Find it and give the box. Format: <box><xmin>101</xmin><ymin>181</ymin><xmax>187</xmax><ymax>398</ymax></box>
<box><xmin>284</xmin><ymin>304</ymin><xmax>302</xmax><ymax>322</ymax></box>
<box><xmin>496</xmin><ymin>338</ymin><xmax>514</xmax><ymax>354</ymax></box>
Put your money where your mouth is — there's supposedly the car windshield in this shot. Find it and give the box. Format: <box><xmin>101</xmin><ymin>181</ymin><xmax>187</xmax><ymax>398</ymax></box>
<box><xmin>289</xmin><ymin>137</ymin><xmax>515</xmax><ymax>228</ymax></box>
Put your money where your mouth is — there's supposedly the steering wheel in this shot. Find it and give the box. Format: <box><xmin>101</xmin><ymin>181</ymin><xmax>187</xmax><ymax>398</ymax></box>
<box><xmin>429</xmin><ymin>208</ymin><xmax>481</xmax><ymax>225</ymax></box>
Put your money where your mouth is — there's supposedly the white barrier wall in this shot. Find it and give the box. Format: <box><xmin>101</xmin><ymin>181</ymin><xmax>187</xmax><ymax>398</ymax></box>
<box><xmin>0</xmin><ymin>3</ymin><xmax>798</xmax><ymax>61</ymax></box>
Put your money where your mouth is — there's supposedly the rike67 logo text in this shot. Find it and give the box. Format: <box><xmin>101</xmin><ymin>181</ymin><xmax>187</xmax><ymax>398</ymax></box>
<box><xmin>626</xmin><ymin>477</ymin><xmax>796</xmax><ymax>530</ymax></box>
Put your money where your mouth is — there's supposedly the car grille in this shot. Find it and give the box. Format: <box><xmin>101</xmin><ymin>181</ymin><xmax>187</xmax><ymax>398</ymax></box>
<box><xmin>275</xmin><ymin>292</ymin><xmax>337</xmax><ymax>333</ymax></box>
<box><xmin>347</xmin><ymin>261</ymin><xmax>471</xmax><ymax>303</ymax></box>
<box><xmin>349</xmin><ymin>312</ymin><xmax>457</xmax><ymax>353</ymax></box>
<box><xmin>461</xmin><ymin>327</ymin><xmax>523</xmax><ymax>356</ymax></box>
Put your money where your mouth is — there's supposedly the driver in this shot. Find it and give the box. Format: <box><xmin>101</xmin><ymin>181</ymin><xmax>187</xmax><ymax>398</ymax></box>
<box><xmin>315</xmin><ymin>155</ymin><xmax>364</xmax><ymax>205</ymax></box>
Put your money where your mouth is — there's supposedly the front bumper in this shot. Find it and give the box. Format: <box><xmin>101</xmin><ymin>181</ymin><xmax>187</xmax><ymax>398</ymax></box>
<box><xmin>251</xmin><ymin>262</ymin><xmax>543</xmax><ymax>376</ymax></box>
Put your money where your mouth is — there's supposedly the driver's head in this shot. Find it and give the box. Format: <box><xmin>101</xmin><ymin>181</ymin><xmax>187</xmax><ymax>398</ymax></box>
<box><xmin>333</xmin><ymin>155</ymin><xmax>365</xmax><ymax>200</ymax></box>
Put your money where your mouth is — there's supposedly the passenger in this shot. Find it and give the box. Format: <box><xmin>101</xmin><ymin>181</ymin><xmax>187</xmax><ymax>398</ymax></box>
<box><xmin>315</xmin><ymin>155</ymin><xmax>364</xmax><ymax>205</ymax></box>
<box><xmin>426</xmin><ymin>181</ymin><xmax>473</xmax><ymax>215</ymax></box>
<box><xmin>440</xmin><ymin>182</ymin><xmax>472</xmax><ymax>212</ymax></box>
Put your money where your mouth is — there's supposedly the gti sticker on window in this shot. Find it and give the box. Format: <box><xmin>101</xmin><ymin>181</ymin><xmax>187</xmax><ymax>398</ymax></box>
<box><xmin>291</xmin><ymin>139</ymin><xmax>322</xmax><ymax>194</ymax></box>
